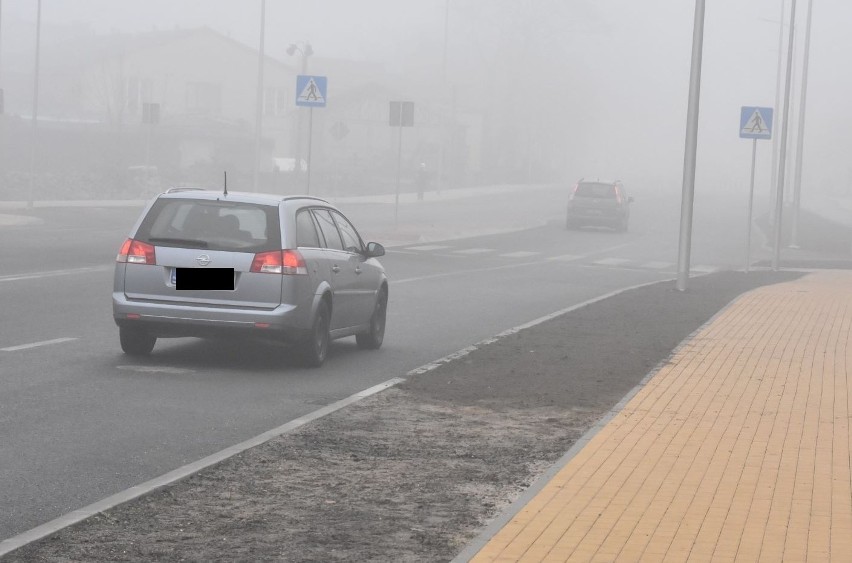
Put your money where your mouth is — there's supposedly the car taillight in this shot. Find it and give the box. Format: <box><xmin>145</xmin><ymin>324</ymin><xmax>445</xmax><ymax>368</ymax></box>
<box><xmin>251</xmin><ymin>250</ymin><xmax>307</xmax><ymax>275</ymax></box>
<box><xmin>615</xmin><ymin>190</ymin><xmax>623</xmax><ymax>205</ymax></box>
<box><xmin>116</xmin><ymin>239</ymin><xmax>156</xmax><ymax>265</ymax></box>
<box><xmin>570</xmin><ymin>184</ymin><xmax>578</xmax><ymax>200</ymax></box>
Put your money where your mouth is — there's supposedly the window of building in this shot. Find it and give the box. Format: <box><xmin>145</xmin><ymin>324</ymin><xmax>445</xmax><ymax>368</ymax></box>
<box><xmin>186</xmin><ymin>82</ymin><xmax>222</xmax><ymax>115</ymax></box>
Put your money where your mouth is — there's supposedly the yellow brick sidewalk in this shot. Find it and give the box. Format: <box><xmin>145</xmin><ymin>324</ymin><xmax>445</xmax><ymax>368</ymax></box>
<box><xmin>471</xmin><ymin>271</ymin><xmax>852</xmax><ymax>562</ymax></box>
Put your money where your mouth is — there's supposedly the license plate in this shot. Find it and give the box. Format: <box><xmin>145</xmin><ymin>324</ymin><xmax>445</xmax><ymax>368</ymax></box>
<box><xmin>173</xmin><ymin>268</ymin><xmax>235</xmax><ymax>290</ymax></box>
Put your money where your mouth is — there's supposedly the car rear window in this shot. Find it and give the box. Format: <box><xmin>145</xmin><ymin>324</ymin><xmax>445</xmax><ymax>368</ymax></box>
<box><xmin>135</xmin><ymin>198</ymin><xmax>281</xmax><ymax>252</ymax></box>
<box><xmin>575</xmin><ymin>183</ymin><xmax>617</xmax><ymax>198</ymax></box>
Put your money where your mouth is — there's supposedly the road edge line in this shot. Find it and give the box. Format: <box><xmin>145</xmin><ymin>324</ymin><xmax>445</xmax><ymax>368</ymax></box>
<box><xmin>0</xmin><ymin>378</ymin><xmax>404</xmax><ymax>557</ymax></box>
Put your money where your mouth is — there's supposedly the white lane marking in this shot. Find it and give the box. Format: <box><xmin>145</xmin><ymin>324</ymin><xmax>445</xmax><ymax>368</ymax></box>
<box><xmin>641</xmin><ymin>261</ymin><xmax>672</xmax><ymax>270</ymax></box>
<box><xmin>692</xmin><ymin>264</ymin><xmax>719</xmax><ymax>273</ymax></box>
<box><xmin>452</xmin><ymin>248</ymin><xmax>495</xmax><ymax>255</ymax></box>
<box><xmin>500</xmin><ymin>251</ymin><xmax>540</xmax><ymax>258</ymax></box>
<box><xmin>1</xmin><ymin>337</ymin><xmax>78</xmax><ymax>352</ymax></box>
<box><xmin>594</xmin><ymin>257</ymin><xmax>631</xmax><ymax>266</ymax></box>
<box><xmin>395</xmin><ymin>259</ymin><xmax>547</xmax><ymax>284</ymax></box>
<box><xmin>116</xmin><ymin>365</ymin><xmax>195</xmax><ymax>374</ymax></box>
<box><xmin>547</xmin><ymin>254</ymin><xmax>581</xmax><ymax>262</ymax></box>
<box><xmin>395</xmin><ymin>241</ymin><xmax>644</xmax><ymax>285</ymax></box>
<box><xmin>405</xmin><ymin>244</ymin><xmax>452</xmax><ymax>251</ymax></box>
<box><xmin>0</xmin><ymin>264</ymin><xmax>112</xmax><ymax>283</ymax></box>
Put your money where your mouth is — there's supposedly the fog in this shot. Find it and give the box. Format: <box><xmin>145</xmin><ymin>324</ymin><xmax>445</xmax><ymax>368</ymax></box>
<box><xmin>1</xmin><ymin>0</ymin><xmax>850</xmax><ymax>205</ymax></box>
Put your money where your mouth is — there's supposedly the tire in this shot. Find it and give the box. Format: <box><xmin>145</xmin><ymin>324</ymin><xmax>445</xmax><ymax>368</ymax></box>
<box><xmin>119</xmin><ymin>326</ymin><xmax>156</xmax><ymax>356</ymax></box>
<box><xmin>300</xmin><ymin>300</ymin><xmax>330</xmax><ymax>367</ymax></box>
<box><xmin>356</xmin><ymin>288</ymin><xmax>387</xmax><ymax>350</ymax></box>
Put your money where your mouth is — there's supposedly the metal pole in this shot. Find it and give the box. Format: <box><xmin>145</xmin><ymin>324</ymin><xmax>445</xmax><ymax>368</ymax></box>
<box><xmin>746</xmin><ymin>139</ymin><xmax>757</xmax><ymax>273</ymax></box>
<box><xmin>252</xmin><ymin>0</ymin><xmax>266</xmax><ymax>191</ymax></box>
<box><xmin>27</xmin><ymin>0</ymin><xmax>42</xmax><ymax>209</ymax></box>
<box><xmin>394</xmin><ymin>122</ymin><xmax>403</xmax><ymax>226</ymax></box>
<box><xmin>0</xmin><ymin>0</ymin><xmax>4</xmax><ymax>87</ymax></box>
<box><xmin>772</xmin><ymin>0</ymin><xmax>798</xmax><ymax>270</ymax></box>
<box><xmin>675</xmin><ymin>0</ymin><xmax>706</xmax><ymax>292</ymax></box>
<box><xmin>306</xmin><ymin>107</ymin><xmax>313</xmax><ymax>194</ymax></box>
<box><xmin>790</xmin><ymin>0</ymin><xmax>814</xmax><ymax>249</ymax></box>
<box><xmin>294</xmin><ymin>50</ymin><xmax>309</xmax><ymax>188</ymax></box>
<box><xmin>769</xmin><ymin>0</ymin><xmax>786</xmax><ymax>225</ymax></box>
<box><xmin>436</xmin><ymin>0</ymin><xmax>449</xmax><ymax>195</ymax></box>
<box><xmin>784</xmin><ymin>23</ymin><xmax>797</xmax><ymax>204</ymax></box>
<box><xmin>145</xmin><ymin>123</ymin><xmax>152</xmax><ymax>174</ymax></box>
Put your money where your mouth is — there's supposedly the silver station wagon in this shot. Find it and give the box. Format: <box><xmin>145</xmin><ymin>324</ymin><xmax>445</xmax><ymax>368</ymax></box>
<box><xmin>113</xmin><ymin>188</ymin><xmax>388</xmax><ymax>367</ymax></box>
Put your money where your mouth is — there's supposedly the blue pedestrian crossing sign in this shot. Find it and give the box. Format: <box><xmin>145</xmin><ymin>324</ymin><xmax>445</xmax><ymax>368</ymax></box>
<box><xmin>296</xmin><ymin>75</ymin><xmax>327</xmax><ymax>108</ymax></box>
<box><xmin>739</xmin><ymin>106</ymin><xmax>773</xmax><ymax>139</ymax></box>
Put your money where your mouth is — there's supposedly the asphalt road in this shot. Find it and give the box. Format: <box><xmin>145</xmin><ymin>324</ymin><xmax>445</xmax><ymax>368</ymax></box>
<box><xmin>0</xmin><ymin>184</ymin><xmax>759</xmax><ymax>540</ymax></box>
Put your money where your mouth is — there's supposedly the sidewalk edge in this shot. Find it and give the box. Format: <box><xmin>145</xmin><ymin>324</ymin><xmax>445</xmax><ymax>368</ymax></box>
<box><xmin>450</xmin><ymin>276</ymin><xmax>758</xmax><ymax>562</ymax></box>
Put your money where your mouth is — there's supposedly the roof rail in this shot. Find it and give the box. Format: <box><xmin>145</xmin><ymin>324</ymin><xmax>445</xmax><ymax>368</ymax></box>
<box><xmin>281</xmin><ymin>195</ymin><xmax>330</xmax><ymax>203</ymax></box>
<box><xmin>165</xmin><ymin>187</ymin><xmax>208</xmax><ymax>193</ymax></box>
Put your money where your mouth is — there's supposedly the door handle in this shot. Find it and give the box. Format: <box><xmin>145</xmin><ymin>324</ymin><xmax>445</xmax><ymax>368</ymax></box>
<box><xmin>354</xmin><ymin>267</ymin><xmax>362</xmax><ymax>275</ymax></box>
<box><xmin>331</xmin><ymin>265</ymin><xmax>341</xmax><ymax>273</ymax></box>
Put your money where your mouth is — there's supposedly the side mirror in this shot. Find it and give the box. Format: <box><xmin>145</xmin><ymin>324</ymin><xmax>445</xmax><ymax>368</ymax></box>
<box><xmin>365</xmin><ymin>242</ymin><xmax>385</xmax><ymax>258</ymax></box>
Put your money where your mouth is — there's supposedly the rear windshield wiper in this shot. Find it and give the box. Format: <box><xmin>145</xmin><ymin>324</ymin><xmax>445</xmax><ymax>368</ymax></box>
<box><xmin>148</xmin><ymin>237</ymin><xmax>209</xmax><ymax>248</ymax></box>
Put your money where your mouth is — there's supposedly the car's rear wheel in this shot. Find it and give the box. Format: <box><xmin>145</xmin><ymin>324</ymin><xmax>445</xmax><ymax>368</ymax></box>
<box><xmin>356</xmin><ymin>287</ymin><xmax>387</xmax><ymax>350</ymax></box>
<box><xmin>300</xmin><ymin>300</ymin><xmax>330</xmax><ymax>367</ymax></box>
<box><xmin>119</xmin><ymin>326</ymin><xmax>156</xmax><ymax>356</ymax></box>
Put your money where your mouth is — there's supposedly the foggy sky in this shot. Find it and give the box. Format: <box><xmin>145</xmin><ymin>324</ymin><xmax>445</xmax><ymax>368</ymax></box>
<box><xmin>2</xmin><ymin>0</ymin><xmax>851</xmax><ymax>202</ymax></box>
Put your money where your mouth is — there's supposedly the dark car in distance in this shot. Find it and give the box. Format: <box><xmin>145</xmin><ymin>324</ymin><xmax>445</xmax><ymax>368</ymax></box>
<box><xmin>566</xmin><ymin>179</ymin><xmax>633</xmax><ymax>232</ymax></box>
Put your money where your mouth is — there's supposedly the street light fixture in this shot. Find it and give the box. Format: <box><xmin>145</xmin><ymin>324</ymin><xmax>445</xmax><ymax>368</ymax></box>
<box><xmin>287</xmin><ymin>42</ymin><xmax>313</xmax><ymax>71</ymax></box>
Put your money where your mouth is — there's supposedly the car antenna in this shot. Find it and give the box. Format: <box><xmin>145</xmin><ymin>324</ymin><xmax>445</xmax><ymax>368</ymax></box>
<box><xmin>223</xmin><ymin>171</ymin><xmax>228</xmax><ymax>196</ymax></box>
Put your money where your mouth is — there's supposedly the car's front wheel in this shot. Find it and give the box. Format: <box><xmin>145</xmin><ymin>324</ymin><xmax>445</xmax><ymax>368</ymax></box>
<box><xmin>119</xmin><ymin>326</ymin><xmax>156</xmax><ymax>356</ymax></box>
<box><xmin>299</xmin><ymin>300</ymin><xmax>330</xmax><ymax>367</ymax></box>
<box><xmin>356</xmin><ymin>288</ymin><xmax>387</xmax><ymax>350</ymax></box>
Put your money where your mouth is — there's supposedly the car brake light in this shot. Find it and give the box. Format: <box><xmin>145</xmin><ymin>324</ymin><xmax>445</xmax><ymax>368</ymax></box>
<box><xmin>251</xmin><ymin>250</ymin><xmax>307</xmax><ymax>275</ymax></box>
<box><xmin>570</xmin><ymin>184</ymin><xmax>578</xmax><ymax>200</ymax></box>
<box><xmin>615</xmin><ymin>190</ymin><xmax>623</xmax><ymax>205</ymax></box>
<box><xmin>116</xmin><ymin>239</ymin><xmax>156</xmax><ymax>265</ymax></box>
<box><xmin>281</xmin><ymin>250</ymin><xmax>308</xmax><ymax>275</ymax></box>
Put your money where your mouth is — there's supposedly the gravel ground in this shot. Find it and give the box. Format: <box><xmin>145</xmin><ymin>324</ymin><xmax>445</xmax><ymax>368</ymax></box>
<box><xmin>4</xmin><ymin>270</ymin><xmax>802</xmax><ymax>562</ymax></box>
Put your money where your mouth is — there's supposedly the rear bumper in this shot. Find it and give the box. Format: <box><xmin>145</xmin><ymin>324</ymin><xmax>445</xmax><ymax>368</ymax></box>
<box><xmin>112</xmin><ymin>292</ymin><xmax>307</xmax><ymax>340</ymax></box>
<box><xmin>567</xmin><ymin>208</ymin><xmax>627</xmax><ymax>225</ymax></box>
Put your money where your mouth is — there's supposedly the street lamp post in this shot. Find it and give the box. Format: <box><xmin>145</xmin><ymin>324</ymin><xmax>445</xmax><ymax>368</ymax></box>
<box><xmin>252</xmin><ymin>0</ymin><xmax>266</xmax><ymax>192</ymax></box>
<box><xmin>790</xmin><ymin>0</ymin><xmax>814</xmax><ymax>249</ymax></box>
<box><xmin>675</xmin><ymin>0</ymin><xmax>706</xmax><ymax>292</ymax></box>
<box><xmin>28</xmin><ymin>0</ymin><xmax>42</xmax><ymax>209</ymax></box>
<box><xmin>772</xmin><ymin>0</ymin><xmax>799</xmax><ymax>270</ymax></box>
<box><xmin>769</xmin><ymin>0</ymin><xmax>787</xmax><ymax>225</ymax></box>
<box><xmin>436</xmin><ymin>0</ymin><xmax>450</xmax><ymax>195</ymax></box>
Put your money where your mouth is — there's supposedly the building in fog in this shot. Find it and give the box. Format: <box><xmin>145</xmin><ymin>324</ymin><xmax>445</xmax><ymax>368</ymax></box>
<box><xmin>0</xmin><ymin>26</ymin><xmax>482</xmax><ymax>199</ymax></box>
